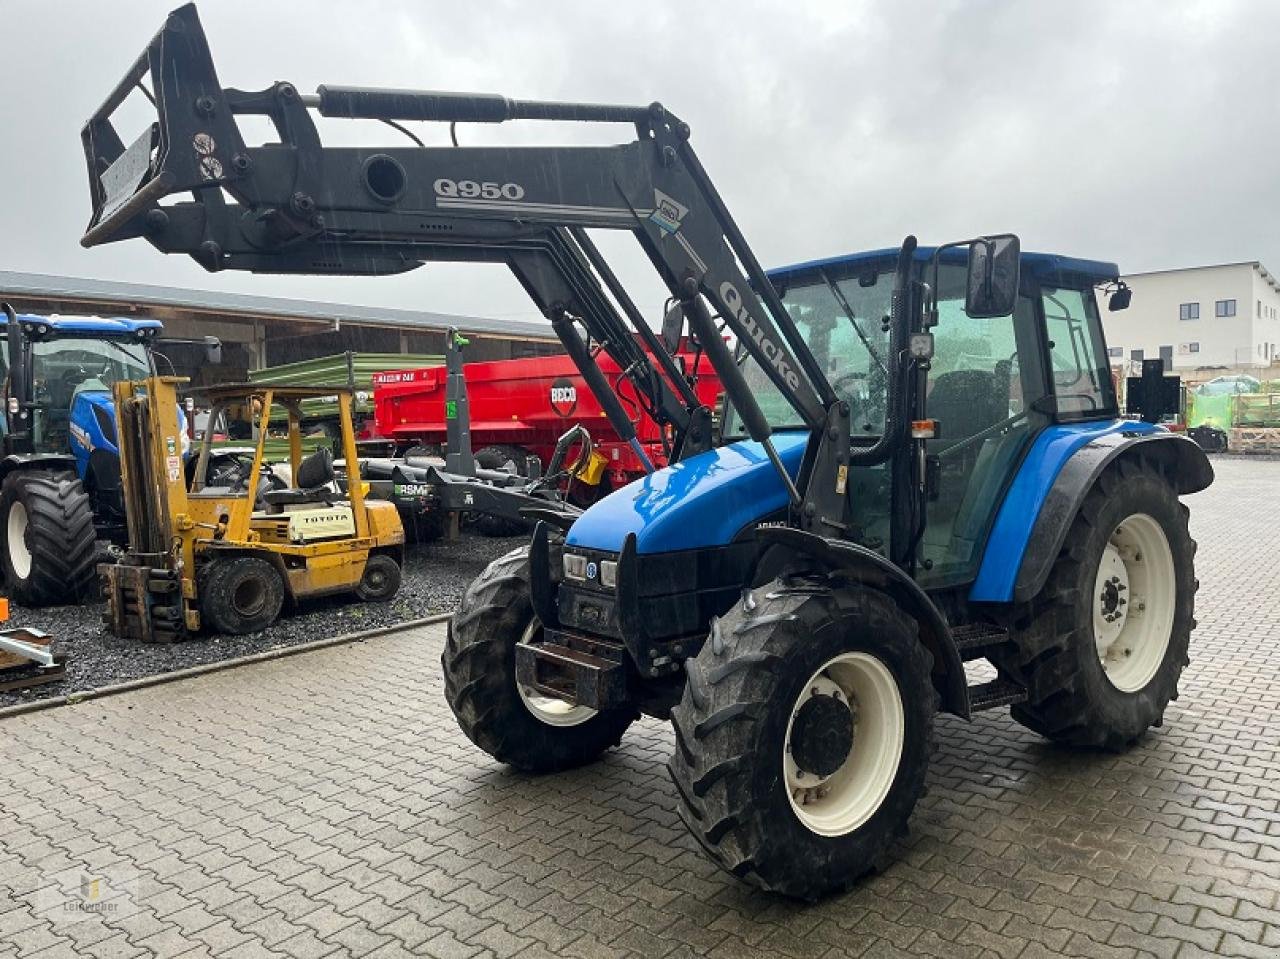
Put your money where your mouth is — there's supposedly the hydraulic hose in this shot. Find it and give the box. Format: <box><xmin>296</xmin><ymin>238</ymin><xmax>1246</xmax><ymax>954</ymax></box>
<box><xmin>551</xmin><ymin>310</ymin><xmax>655</xmax><ymax>473</ymax></box>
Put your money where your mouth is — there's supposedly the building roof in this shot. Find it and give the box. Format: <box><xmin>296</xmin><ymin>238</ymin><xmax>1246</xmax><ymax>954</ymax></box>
<box><xmin>0</xmin><ymin>270</ymin><xmax>557</xmax><ymax>342</ymax></box>
<box><xmin>768</xmin><ymin>246</ymin><xmax>1120</xmax><ymax>286</ymax></box>
<box><xmin>1120</xmin><ymin>260</ymin><xmax>1280</xmax><ymax>292</ymax></box>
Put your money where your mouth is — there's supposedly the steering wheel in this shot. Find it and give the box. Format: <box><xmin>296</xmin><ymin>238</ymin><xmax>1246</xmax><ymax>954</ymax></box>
<box><xmin>829</xmin><ymin>370</ymin><xmax>868</xmax><ymax>424</ymax></box>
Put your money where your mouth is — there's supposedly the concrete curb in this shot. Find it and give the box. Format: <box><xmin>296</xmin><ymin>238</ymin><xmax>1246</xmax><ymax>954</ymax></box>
<box><xmin>0</xmin><ymin>612</ymin><xmax>453</xmax><ymax>721</ymax></box>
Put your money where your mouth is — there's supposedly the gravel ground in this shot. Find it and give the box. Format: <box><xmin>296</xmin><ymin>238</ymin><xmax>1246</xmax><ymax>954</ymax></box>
<box><xmin>0</xmin><ymin>530</ymin><xmax>523</xmax><ymax>708</ymax></box>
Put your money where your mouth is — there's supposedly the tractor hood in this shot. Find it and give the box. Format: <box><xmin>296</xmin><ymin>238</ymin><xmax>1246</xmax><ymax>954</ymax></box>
<box><xmin>564</xmin><ymin>431</ymin><xmax>809</xmax><ymax>555</ymax></box>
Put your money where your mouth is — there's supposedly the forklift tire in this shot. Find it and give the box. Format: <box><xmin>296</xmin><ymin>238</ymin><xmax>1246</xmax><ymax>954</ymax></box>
<box><xmin>993</xmin><ymin>459</ymin><xmax>1194</xmax><ymax>750</ymax></box>
<box><xmin>355</xmin><ymin>554</ymin><xmax>401</xmax><ymax>602</ymax></box>
<box><xmin>443</xmin><ymin>546</ymin><xmax>635</xmax><ymax>772</ymax></box>
<box><xmin>669</xmin><ymin>579</ymin><xmax>936</xmax><ymax>900</ymax></box>
<box><xmin>0</xmin><ymin>473</ymin><xmax>98</xmax><ymax>607</ymax></box>
<box><xmin>200</xmin><ymin>556</ymin><xmax>285</xmax><ymax>635</ymax></box>
<box><xmin>470</xmin><ymin>446</ymin><xmax>535</xmax><ymax>537</ymax></box>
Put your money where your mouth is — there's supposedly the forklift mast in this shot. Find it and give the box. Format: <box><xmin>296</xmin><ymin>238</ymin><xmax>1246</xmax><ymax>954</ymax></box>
<box><xmin>81</xmin><ymin>4</ymin><xmax>859</xmax><ymax>533</ymax></box>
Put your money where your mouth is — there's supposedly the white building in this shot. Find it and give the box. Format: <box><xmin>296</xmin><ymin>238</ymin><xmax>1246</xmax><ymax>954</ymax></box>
<box><xmin>1101</xmin><ymin>261</ymin><xmax>1280</xmax><ymax>374</ymax></box>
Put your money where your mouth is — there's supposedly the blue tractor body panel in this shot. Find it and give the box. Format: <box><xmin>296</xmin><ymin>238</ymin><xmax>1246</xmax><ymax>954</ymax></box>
<box><xmin>968</xmin><ymin>419</ymin><xmax>1161</xmax><ymax>603</ymax></box>
<box><xmin>68</xmin><ymin>390</ymin><xmax>121</xmax><ymax>476</ymax></box>
<box><xmin>565</xmin><ymin>431</ymin><xmax>809</xmax><ymax>555</ymax></box>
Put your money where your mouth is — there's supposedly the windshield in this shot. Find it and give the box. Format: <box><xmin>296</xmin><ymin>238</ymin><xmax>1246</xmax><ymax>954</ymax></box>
<box><xmin>30</xmin><ymin>337</ymin><xmax>150</xmax><ymax>453</ymax></box>
<box><xmin>733</xmin><ymin>267</ymin><xmax>894</xmax><ymax>436</ymax></box>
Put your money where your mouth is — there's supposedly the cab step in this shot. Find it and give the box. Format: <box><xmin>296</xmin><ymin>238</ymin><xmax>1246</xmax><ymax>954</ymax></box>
<box><xmin>968</xmin><ymin>678</ymin><xmax>1028</xmax><ymax>712</ymax></box>
<box><xmin>951</xmin><ymin>623</ymin><xmax>1012</xmax><ymax>661</ymax></box>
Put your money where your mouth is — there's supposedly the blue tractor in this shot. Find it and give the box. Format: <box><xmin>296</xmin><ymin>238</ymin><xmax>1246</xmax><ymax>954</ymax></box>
<box><xmin>0</xmin><ymin>306</ymin><xmax>171</xmax><ymax>606</ymax></box>
<box><xmin>83</xmin><ymin>4</ymin><xmax>1212</xmax><ymax>898</ymax></box>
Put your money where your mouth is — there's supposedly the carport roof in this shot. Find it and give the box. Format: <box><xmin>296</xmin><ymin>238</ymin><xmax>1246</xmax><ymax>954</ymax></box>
<box><xmin>0</xmin><ymin>269</ymin><xmax>557</xmax><ymax>342</ymax></box>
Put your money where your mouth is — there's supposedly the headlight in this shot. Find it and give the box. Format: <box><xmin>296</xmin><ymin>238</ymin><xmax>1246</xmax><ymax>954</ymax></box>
<box><xmin>563</xmin><ymin>553</ymin><xmax>587</xmax><ymax>581</ymax></box>
<box><xmin>599</xmin><ymin>560</ymin><xmax>617</xmax><ymax>588</ymax></box>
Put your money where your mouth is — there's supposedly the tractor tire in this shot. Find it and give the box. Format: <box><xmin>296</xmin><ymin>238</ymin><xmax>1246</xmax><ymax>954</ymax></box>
<box><xmin>0</xmin><ymin>472</ymin><xmax>98</xmax><ymax>607</ymax></box>
<box><xmin>470</xmin><ymin>446</ymin><xmax>536</xmax><ymax>537</ymax></box>
<box><xmin>992</xmin><ymin>458</ymin><xmax>1195</xmax><ymax>750</ymax></box>
<box><xmin>355</xmin><ymin>554</ymin><xmax>401</xmax><ymax>602</ymax></box>
<box><xmin>443</xmin><ymin>546</ymin><xmax>635</xmax><ymax>771</ymax></box>
<box><xmin>200</xmin><ymin>556</ymin><xmax>285</xmax><ymax>635</ymax></box>
<box><xmin>669</xmin><ymin>579</ymin><xmax>936</xmax><ymax>900</ymax></box>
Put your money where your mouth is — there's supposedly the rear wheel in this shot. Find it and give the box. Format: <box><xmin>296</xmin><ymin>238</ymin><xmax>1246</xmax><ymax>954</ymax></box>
<box><xmin>442</xmin><ymin>546</ymin><xmax>635</xmax><ymax>771</ymax></box>
<box><xmin>200</xmin><ymin>556</ymin><xmax>285</xmax><ymax>635</ymax></box>
<box><xmin>0</xmin><ymin>472</ymin><xmax>98</xmax><ymax>607</ymax></box>
<box><xmin>355</xmin><ymin>554</ymin><xmax>401</xmax><ymax>601</ymax></box>
<box><xmin>669</xmin><ymin>579</ymin><xmax>936</xmax><ymax>900</ymax></box>
<box><xmin>993</xmin><ymin>459</ymin><xmax>1195</xmax><ymax>749</ymax></box>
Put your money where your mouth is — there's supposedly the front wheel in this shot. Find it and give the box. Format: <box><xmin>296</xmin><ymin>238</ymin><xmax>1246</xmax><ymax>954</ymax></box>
<box><xmin>200</xmin><ymin>556</ymin><xmax>285</xmax><ymax>635</ymax></box>
<box><xmin>355</xmin><ymin>554</ymin><xmax>401</xmax><ymax>602</ymax></box>
<box><xmin>669</xmin><ymin>579</ymin><xmax>936</xmax><ymax>900</ymax></box>
<box><xmin>0</xmin><ymin>472</ymin><xmax>98</xmax><ymax>607</ymax></box>
<box><xmin>993</xmin><ymin>458</ymin><xmax>1195</xmax><ymax>749</ymax></box>
<box><xmin>442</xmin><ymin>546</ymin><xmax>635</xmax><ymax>771</ymax></box>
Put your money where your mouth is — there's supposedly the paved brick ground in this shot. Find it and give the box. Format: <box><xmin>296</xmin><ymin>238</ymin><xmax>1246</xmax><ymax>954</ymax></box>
<box><xmin>1</xmin><ymin>456</ymin><xmax>1278</xmax><ymax>958</ymax></box>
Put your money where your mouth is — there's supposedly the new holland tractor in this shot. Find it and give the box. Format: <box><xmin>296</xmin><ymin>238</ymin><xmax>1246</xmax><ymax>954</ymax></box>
<box><xmin>83</xmin><ymin>4</ymin><xmax>1212</xmax><ymax>899</ymax></box>
<box><xmin>0</xmin><ymin>305</ymin><xmax>175</xmax><ymax>605</ymax></box>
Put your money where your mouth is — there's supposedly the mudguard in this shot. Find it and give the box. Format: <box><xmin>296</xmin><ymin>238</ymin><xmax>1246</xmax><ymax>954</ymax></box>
<box><xmin>972</xmin><ymin>426</ymin><xmax>1212</xmax><ymax>605</ymax></box>
<box><xmin>755</xmin><ymin>526</ymin><xmax>970</xmax><ymax>719</ymax></box>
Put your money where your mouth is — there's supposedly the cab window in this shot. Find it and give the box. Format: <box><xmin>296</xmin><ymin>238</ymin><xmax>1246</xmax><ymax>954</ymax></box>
<box><xmin>1042</xmin><ymin>288</ymin><xmax>1114</xmax><ymax>417</ymax></box>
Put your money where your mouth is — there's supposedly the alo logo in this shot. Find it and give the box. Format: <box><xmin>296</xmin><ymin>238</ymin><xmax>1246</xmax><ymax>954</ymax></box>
<box><xmin>650</xmin><ymin>189</ymin><xmax>689</xmax><ymax>235</ymax></box>
<box><xmin>549</xmin><ymin>378</ymin><xmax>578</xmax><ymax>417</ymax></box>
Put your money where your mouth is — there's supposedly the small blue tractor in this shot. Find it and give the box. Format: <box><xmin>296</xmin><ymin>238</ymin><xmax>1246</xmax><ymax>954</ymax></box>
<box><xmin>83</xmin><ymin>4</ymin><xmax>1213</xmax><ymax>898</ymax></box>
<box><xmin>0</xmin><ymin>305</ymin><xmax>215</xmax><ymax>606</ymax></box>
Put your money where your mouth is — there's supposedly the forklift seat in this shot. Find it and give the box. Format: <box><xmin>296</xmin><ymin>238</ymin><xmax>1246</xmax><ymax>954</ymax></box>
<box><xmin>260</xmin><ymin>447</ymin><xmax>338</xmax><ymax>508</ymax></box>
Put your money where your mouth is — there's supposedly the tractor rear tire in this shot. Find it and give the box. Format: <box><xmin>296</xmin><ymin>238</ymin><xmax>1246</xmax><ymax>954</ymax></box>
<box><xmin>0</xmin><ymin>472</ymin><xmax>98</xmax><ymax>607</ymax></box>
<box><xmin>355</xmin><ymin>554</ymin><xmax>401</xmax><ymax>602</ymax></box>
<box><xmin>443</xmin><ymin>546</ymin><xmax>635</xmax><ymax>772</ymax></box>
<box><xmin>669</xmin><ymin>579</ymin><xmax>936</xmax><ymax>900</ymax></box>
<box><xmin>200</xmin><ymin>556</ymin><xmax>285</xmax><ymax>635</ymax></box>
<box><xmin>470</xmin><ymin>446</ymin><xmax>536</xmax><ymax>537</ymax></box>
<box><xmin>993</xmin><ymin>458</ymin><xmax>1195</xmax><ymax>750</ymax></box>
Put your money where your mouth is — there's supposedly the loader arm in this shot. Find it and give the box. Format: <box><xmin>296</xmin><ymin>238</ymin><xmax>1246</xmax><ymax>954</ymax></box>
<box><xmin>81</xmin><ymin>4</ymin><xmax>857</xmax><ymax>530</ymax></box>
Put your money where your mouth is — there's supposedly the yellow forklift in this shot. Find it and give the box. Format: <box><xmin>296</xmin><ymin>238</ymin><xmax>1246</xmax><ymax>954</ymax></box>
<box><xmin>100</xmin><ymin>377</ymin><xmax>405</xmax><ymax>641</ymax></box>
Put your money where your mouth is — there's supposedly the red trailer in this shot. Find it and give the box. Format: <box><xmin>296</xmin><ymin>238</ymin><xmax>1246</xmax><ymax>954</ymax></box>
<box><xmin>373</xmin><ymin>348</ymin><xmax>721</xmax><ymax>495</ymax></box>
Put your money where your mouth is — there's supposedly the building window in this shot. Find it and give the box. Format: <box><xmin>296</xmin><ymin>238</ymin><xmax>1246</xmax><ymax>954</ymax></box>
<box><xmin>1215</xmin><ymin>299</ymin><xmax>1236</xmax><ymax>317</ymax></box>
<box><xmin>1189</xmin><ymin>342</ymin><xmax>1200</xmax><ymax>353</ymax></box>
<box><xmin>1179</xmin><ymin>302</ymin><xmax>1199</xmax><ymax>320</ymax></box>
<box><xmin>1130</xmin><ymin>349</ymin><xmax>1144</xmax><ymax>362</ymax></box>
<box><xmin>1106</xmin><ymin>346</ymin><xmax>1123</xmax><ymax>358</ymax></box>
<box><xmin>1259</xmin><ymin>300</ymin><xmax>1264</xmax><ymax>318</ymax></box>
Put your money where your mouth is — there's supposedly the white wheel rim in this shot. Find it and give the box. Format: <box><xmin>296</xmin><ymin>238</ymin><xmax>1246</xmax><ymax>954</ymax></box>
<box><xmin>784</xmin><ymin>652</ymin><xmax>905</xmax><ymax>837</ymax></box>
<box><xmin>515</xmin><ymin>620</ymin><xmax>598</xmax><ymax>727</ymax></box>
<box><xmin>7</xmin><ymin>501</ymin><xmax>31</xmax><ymax>580</ymax></box>
<box><xmin>1092</xmin><ymin>513</ymin><xmax>1175</xmax><ymax>693</ymax></box>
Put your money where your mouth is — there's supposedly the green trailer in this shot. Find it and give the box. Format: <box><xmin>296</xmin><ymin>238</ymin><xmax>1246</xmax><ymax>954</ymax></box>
<box><xmin>248</xmin><ymin>352</ymin><xmax>442</xmax><ymax>436</ymax></box>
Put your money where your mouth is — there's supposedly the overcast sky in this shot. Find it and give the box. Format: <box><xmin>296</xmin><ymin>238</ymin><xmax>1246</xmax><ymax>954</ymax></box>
<box><xmin>1</xmin><ymin>0</ymin><xmax>1277</xmax><ymax>329</ymax></box>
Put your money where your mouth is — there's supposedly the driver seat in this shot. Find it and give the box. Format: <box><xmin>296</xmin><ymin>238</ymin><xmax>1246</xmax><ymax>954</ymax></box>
<box><xmin>261</xmin><ymin>447</ymin><xmax>339</xmax><ymax>509</ymax></box>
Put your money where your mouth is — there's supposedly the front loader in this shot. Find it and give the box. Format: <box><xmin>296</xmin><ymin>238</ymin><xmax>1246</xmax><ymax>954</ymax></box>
<box><xmin>102</xmin><ymin>376</ymin><xmax>404</xmax><ymax>641</ymax></box>
<box><xmin>82</xmin><ymin>4</ymin><xmax>1212</xmax><ymax>898</ymax></box>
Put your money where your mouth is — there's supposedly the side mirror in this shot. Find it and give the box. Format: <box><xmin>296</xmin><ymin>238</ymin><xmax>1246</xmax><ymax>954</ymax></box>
<box><xmin>1108</xmin><ymin>284</ymin><xmax>1132</xmax><ymax>311</ymax></box>
<box><xmin>661</xmin><ymin>301</ymin><xmax>685</xmax><ymax>354</ymax></box>
<box><xmin>965</xmin><ymin>234</ymin><xmax>1021</xmax><ymax>318</ymax></box>
<box><xmin>203</xmin><ymin>336</ymin><xmax>223</xmax><ymax>365</ymax></box>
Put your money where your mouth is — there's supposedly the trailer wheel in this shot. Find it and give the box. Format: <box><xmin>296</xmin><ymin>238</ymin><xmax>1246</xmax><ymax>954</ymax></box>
<box><xmin>355</xmin><ymin>554</ymin><xmax>401</xmax><ymax>602</ymax></box>
<box><xmin>994</xmin><ymin>459</ymin><xmax>1195</xmax><ymax>750</ymax></box>
<box><xmin>670</xmin><ymin>580</ymin><xmax>936</xmax><ymax>900</ymax></box>
<box><xmin>470</xmin><ymin>446</ymin><xmax>536</xmax><ymax>536</ymax></box>
<box><xmin>200</xmin><ymin>556</ymin><xmax>285</xmax><ymax>635</ymax></box>
<box><xmin>0</xmin><ymin>472</ymin><xmax>98</xmax><ymax>607</ymax></box>
<box><xmin>443</xmin><ymin>546</ymin><xmax>635</xmax><ymax>771</ymax></box>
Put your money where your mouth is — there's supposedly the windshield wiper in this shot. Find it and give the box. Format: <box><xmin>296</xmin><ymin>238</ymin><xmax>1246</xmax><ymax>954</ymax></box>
<box><xmin>821</xmin><ymin>270</ymin><xmax>887</xmax><ymax>375</ymax></box>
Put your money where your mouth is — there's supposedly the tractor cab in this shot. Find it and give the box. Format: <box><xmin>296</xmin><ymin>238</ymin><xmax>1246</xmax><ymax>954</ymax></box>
<box><xmin>750</xmin><ymin>247</ymin><xmax>1126</xmax><ymax>590</ymax></box>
